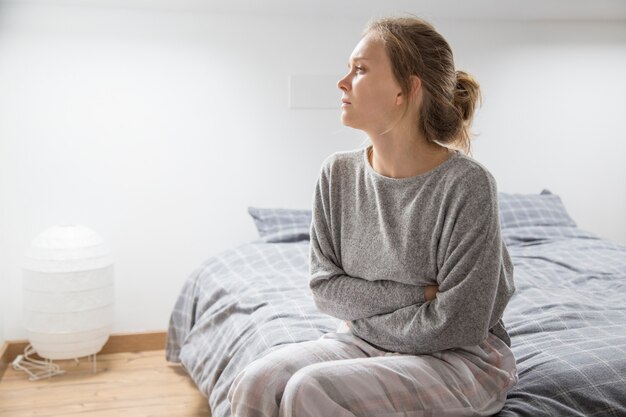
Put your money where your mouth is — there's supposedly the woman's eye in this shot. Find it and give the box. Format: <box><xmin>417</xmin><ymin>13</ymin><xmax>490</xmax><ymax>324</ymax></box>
<box><xmin>354</xmin><ymin>66</ymin><xmax>364</xmax><ymax>73</ymax></box>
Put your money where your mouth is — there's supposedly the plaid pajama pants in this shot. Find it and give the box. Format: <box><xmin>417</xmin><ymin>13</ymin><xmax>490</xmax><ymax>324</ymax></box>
<box><xmin>228</xmin><ymin>325</ymin><xmax>518</xmax><ymax>417</ymax></box>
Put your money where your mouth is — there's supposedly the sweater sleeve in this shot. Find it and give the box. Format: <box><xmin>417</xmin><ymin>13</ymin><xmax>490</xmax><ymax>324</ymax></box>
<box><xmin>308</xmin><ymin>160</ymin><xmax>425</xmax><ymax>321</ymax></box>
<box><xmin>348</xmin><ymin>171</ymin><xmax>515</xmax><ymax>354</ymax></box>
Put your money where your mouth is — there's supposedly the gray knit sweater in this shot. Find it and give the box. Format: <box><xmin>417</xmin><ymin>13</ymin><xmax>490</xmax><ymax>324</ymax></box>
<box><xmin>308</xmin><ymin>145</ymin><xmax>516</xmax><ymax>354</ymax></box>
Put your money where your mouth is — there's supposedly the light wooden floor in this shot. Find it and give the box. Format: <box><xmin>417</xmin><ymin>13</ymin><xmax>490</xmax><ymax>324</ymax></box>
<box><xmin>0</xmin><ymin>350</ymin><xmax>212</xmax><ymax>417</ymax></box>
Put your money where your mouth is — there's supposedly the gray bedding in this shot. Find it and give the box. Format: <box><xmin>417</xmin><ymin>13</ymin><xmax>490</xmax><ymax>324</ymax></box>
<box><xmin>167</xmin><ymin>219</ymin><xmax>626</xmax><ymax>416</ymax></box>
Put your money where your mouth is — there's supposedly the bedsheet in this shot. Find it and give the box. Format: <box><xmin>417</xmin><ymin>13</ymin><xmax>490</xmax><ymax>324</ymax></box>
<box><xmin>167</xmin><ymin>226</ymin><xmax>626</xmax><ymax>417</ymax></box>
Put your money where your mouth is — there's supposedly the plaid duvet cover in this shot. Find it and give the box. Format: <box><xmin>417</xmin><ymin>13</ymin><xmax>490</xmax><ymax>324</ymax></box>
<box><xmin>167</xmin><ymin>226</ymin><xmax>626</xmax><ymax>417</ymax></box>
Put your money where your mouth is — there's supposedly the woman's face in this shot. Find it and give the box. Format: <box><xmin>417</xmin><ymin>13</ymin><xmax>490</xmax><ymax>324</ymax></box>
<box><xmin>337</xmin><ymin>32</ymin><xmax>405</xmax><ymax>133</ymax></box>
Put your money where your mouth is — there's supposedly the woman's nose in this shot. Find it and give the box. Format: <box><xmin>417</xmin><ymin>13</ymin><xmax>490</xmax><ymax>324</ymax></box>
<box><xmin>337</xmin><ymin>74</ymin><xmax>350</xmax><ymax>92</ymax></box>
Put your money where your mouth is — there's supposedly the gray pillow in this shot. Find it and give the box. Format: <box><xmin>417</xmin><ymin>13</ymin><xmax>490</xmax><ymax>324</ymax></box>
<box><xmin>248</xmin><ymin>206</ymin><xmax>312</xmax><ymax>243</ymax></box>
<box><xmin>498</xmin><ymin>189</ymin><xmax>577</xmax><ymax>229</ymax></box>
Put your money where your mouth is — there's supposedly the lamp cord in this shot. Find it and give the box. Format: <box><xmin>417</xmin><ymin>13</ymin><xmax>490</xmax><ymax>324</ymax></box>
<box><xmin>11</xmin><ymin>344</ymin><xmax>66</xmax><ymax>381</ymax></box>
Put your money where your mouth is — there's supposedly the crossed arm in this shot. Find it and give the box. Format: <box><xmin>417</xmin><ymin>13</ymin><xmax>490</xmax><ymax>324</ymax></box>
<box><xmin>308</xmin><ymin>192</ymin><xmax>440</xmax><ymax>321</ymax></box>
<box><xmin>309</xmin><ymin>223</ymin><xmax>432</xmax><ymax>320</ymax></box>
<box><xmin>340</xmin><ymin>284</ymin><xmax>438</xmax><ymax>327</ymax></box>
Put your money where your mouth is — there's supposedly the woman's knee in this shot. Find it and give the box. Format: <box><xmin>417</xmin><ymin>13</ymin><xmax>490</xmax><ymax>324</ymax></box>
<box><xmin>228</xmin><ymin>346</ymin><xmax>316</xmax><ymax>408</ymax></box>
<box><xmin>228</xmin><ymin>356</ymin><xmax>290</xmax><ymax>417</ymax></box>
<box><xmin>229</xmin><ymin>355</ymin><xmax>283</xmax><ymax>398</ymax></box>
<box><xmin>280</xmin><ymin>368</ymin><xmax>318</xmax><ymax>417</ymax></box>
<box><xmin>229</xmin><ymin>340</ymin><xmax>359</xmax><ymax>416</ymax></box>
<box><xmin>280</xmin><ymin>364</ymin><xmax>349</xmax><ymax>417</ymax></box>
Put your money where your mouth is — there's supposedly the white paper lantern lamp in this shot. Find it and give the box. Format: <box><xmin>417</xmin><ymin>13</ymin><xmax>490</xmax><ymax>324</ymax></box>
<box><xmin>22</xmin><ymin>224</ymin><xmax>114</xmax><ymax>361</ymax></box>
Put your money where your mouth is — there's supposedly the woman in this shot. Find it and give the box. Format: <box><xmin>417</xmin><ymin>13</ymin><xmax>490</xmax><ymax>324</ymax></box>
<box><xmin>228</xmin><ymin>16</ymin><xmax>518</xmax><ymax>417</ymax></box>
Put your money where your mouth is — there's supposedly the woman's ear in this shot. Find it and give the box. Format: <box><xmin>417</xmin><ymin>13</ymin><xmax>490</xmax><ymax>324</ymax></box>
<box><xmin>410</xmin><ymin>75</ymin><xmax>422</xmax><ymax>102</ymax></box>
<box><xmin>395</xmin><ymin>76</ymin><xmax>422</xmax><ymax>106</ymax></box>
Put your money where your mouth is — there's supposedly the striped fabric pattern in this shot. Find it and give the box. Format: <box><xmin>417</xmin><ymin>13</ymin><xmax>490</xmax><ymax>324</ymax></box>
<box><xmin>167</xmin><ymin>204</ymin><xmax>626</xmax><ymax>417</ymax></box>
<box><xmin>227</xmin><ymin>331</ymin><xmax>518</xmax><ymax>417</ymax></box>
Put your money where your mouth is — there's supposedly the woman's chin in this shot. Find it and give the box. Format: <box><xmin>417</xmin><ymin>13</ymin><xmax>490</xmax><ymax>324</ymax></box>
<box><xmin>340</xmin><ymin>115</ymin><xmax>357</xmax><ymax>129</ymax></box>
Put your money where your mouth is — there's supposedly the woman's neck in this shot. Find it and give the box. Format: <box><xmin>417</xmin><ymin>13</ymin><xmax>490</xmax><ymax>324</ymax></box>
<box><xmin>367</xmin><ymin>134</ymin><xmax>451</xmax><ymax>179</ymax></box>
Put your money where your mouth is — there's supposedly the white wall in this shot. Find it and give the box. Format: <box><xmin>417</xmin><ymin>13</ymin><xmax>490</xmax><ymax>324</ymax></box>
<box><xmin>0</xmin><ymin>307</ymin><xmax>4</xmax><ymax>347</ymax></box>
<box><xmin>0</xmin><ymin>282</ymin><xmax>5</xmax><ymax>347</ymax></box>
<box><xmin>1</xmin><ymin>176</ymin><xmax>5</xmax><ymax>347</ymax></box>
<box><xmin>0</xmin><ymin>4</ymin><xmax>624</xmax><ymax>341</ymax></box>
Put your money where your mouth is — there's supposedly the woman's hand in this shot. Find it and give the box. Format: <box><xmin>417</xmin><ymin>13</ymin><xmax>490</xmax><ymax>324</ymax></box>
<box><xmin>341</xmin><ymin>320</ymin><xmax>352</xmax><ymax>332</ymax></box>
<box><xmin>424</xmin><ymin>284</ymin><xmax>439</xmax><ymax>301</ymax></box>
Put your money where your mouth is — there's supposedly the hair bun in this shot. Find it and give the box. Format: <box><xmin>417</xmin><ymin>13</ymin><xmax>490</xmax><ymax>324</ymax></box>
<box><xmin>454</xmin><ymin>70</ymin><xmax>482</xmax><ymax>122</ymax></box>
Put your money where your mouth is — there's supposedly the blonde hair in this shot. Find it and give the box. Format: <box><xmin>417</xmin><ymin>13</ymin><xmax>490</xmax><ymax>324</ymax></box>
<box><xmin>364</xmin><ymin>16</ymin><xmax>482</xmax><ymax>156</ymax></box>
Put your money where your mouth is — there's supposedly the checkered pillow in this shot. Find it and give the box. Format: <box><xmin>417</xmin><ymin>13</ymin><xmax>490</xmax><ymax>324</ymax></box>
<box><xmin>248</xmin><ymin>207</ymin><xmax>312</xmax><ymax>243</ymax></box>
<box><xmin>498</xmin><ymin>189</ymin><xmax>577</xmax><ymax>229</ymax></box>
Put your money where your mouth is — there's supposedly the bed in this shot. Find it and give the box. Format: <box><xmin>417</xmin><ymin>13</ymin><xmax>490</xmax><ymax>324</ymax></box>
<box><xmin>166</xmin><ymin>189</ymin><xmax>626</xmax><ymax>417</ymax></box>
